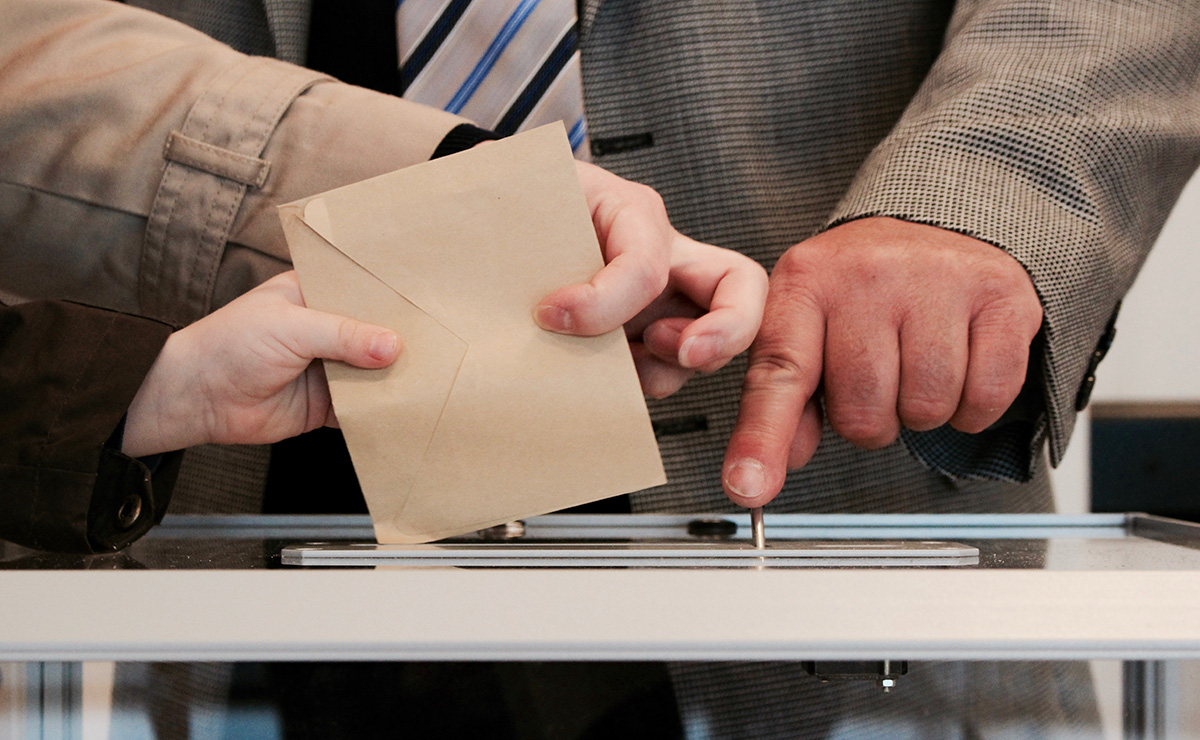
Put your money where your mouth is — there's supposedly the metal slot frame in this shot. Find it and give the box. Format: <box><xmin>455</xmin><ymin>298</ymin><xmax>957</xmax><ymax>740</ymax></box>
<box><xmin>280</xmin><ymin>539</ymin><xmax>980</xmax><ymax>568</ymax></box>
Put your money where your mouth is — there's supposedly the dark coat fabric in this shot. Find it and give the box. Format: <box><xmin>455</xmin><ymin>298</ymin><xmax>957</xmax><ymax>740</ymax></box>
<box><xmin>0</xmin><ymin>300</ymin><xmax>181</xmax><ymax>552</ymax></box>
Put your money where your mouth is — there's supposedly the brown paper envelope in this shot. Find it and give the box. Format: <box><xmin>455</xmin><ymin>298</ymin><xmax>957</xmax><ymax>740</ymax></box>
<box><xmin>278</xmin><ymin>123</ymin><xmax>666</xmax><ymax>543</ymax></box>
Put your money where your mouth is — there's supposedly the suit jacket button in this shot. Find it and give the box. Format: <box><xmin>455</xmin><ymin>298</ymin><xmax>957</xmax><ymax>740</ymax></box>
<box><xmin>1075</xmin><ymin>373</ymin><xmax>1097</xmax><ymax>412</ymax></box>
<box><xmin>1096</xmin><ymin>302</ymin><xmax>1120</xmax><ymax>360</ymax></box>
<box><xmin>1076</xmin><ymin>305</ymin><xmax>1121</xmax><ymax>412</ymax></box>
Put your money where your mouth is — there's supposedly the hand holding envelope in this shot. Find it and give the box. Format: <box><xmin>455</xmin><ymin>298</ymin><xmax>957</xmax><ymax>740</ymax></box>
<box><xmin>538</xmin><ymin>160</ymin><xmax>769</xmax><ymax>399</ymax></box>
<box><xmin>280</xmin><ymin>124</ymin><xmax>670</xmax><ymax>542</ymax></box>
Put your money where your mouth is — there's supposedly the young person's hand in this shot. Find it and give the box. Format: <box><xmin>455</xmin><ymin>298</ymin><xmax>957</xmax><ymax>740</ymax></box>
<box><xmin>536</xmin><ymin>161</ymin><xmax>769</xmax><ymax>398</ymax></box>
<box><xmin>121</xmin><ymin>271</ymin><xmax>401</xmax><ymax>457</ymax></box>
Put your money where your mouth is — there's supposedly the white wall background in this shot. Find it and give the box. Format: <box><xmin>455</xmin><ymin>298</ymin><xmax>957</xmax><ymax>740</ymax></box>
<box><xmin>1044</xmin><ymin>173</ymin><xmax>1200</xmax><ymax>739</ymax></box>
<box><xmin>1050</xmin><ymin>173</ymin><xmax>1200</xmax><ymax>513</ymax></box>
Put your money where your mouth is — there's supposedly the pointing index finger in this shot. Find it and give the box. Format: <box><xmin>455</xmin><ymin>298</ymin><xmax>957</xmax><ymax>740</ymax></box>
<box><xmin>723</xmin><ymin>283</ymin><xmax>825</xmax><ymax>506</ymax></box>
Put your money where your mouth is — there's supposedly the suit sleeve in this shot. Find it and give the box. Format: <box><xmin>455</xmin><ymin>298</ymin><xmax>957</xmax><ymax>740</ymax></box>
<box><xmin>0</xmin><ymin>300</ymin><xmax>182</xmax><ymax>553</ymax></box>
<box><xmin>828</xmin><ymin>0</ymin><xmax>1200</xmax><ymax>480</ymax></box>
<box><xmin>0</xmin><ymin>0</ymin><xmax>467</xmax><ymax>327</ymax></box>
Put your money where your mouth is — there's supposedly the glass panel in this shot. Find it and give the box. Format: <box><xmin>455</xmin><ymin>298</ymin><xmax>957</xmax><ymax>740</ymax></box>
<box><xmin>11</xmin><ymin>659</ymin><xmax>1200</xmax><ymax>740</ymax></box>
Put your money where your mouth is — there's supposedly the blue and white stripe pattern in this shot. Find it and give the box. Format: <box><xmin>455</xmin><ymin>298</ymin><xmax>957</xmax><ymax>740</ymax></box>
<box><xmin>397</xmin><ymin>0</ymin><xmax>589</xmax><ymax>159</ymax></box>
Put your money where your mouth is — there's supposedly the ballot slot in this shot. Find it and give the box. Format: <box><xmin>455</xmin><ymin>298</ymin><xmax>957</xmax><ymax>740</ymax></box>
<box><xmin>279</xmin><ymin>540</ymin><xmax>980</xmax><ymax>568</ymax></box>
<box><xmin>273</xmin><ymin>512</ymin><xmax>1168</xmax><ymax>568</ymax></box>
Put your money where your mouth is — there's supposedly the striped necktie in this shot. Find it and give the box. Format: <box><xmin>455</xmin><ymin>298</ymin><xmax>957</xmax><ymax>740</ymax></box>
<box><xmin>396</xmin><ymin>0</ymin><xmax>590</xmax><ymax>159</ymax></box>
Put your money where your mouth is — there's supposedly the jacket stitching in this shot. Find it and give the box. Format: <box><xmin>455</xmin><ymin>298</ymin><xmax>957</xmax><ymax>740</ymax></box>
<box><xmin>163</xmin><ymin>133</ymin><xmax>270</xmax><ymax>188</ymax></box>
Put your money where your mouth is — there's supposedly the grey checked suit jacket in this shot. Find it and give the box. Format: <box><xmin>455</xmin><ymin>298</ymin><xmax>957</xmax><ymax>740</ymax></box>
<box><xmin>116</xmin><ymin>0</ymin><xmax>1200</xmax><ymax>736</ymax></box>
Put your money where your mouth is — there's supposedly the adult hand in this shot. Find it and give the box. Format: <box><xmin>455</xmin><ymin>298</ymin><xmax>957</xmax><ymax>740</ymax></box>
<box><xmin>536</xmin><ymin>161</ymin><xmax>769</xmax><ymax>398</ymax></box>
<box><xmin>122</xmin><ymin>271</ymin><xmax>401</xmax><ymax>457</ymax></box>
<box><xmin>722</xmin><ymin>217</ymin><xmax>1043</xmax><ymax>506</ymax></box>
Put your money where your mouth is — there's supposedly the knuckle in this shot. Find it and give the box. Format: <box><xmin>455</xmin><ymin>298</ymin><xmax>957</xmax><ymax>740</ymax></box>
<box><xmin>630</xmin><ymin>180</ymin><xmax>666</xmax><ymax>211</ymax></box>
<box><xmin>769</xmin><ymin>248</ymin><xmax>839</xmax><ymax>308</ymax></box>
<box><xmin>975</xmin><ymin>268</ymin><xmax>1041</xmax><ymax>320</ymax></box>
<box><xmin>963</xmin><ymin>377</ymin><xmax>1020</xmax><ymax>417</ymax></box>
<box><xmin>977</xmin><ymin>300</ymin><xmax>1041</xmax><ymax>337</ymax></box>
<box><xmin>631</xmin><ymin>255</ymin><xmax>669</xmax><ymax>298</ymax></box>
<box><xmin>829</xmin><ymin>407</ymin><xmax>898</xmax><ymax>449</ymax></box>
<box><xmin>899</xmin><ymin>394</ymin><xmax>955</xmax><ymax>430</ymax></box>
<box><xmin>335</xmin><ymin>318</ymin><xmax>358</xmax><ymax>354</ymax></box>
<box><xmin>762</xmin><ymin>283</ymin><xmax>823</xmax><ymax>336</ymax></box>
<box><xmin>608</xmin><ymin>180</ymin><xmax>668</xmax><ymax>227</ymax></box>
<box><xmin>897</xmin><ymin>363</ymin><xmax>959</xmax><ymax>429</ymax></box>
<box><xmin>745</xmin><ymin>349</ymin><xmax>810</xmax><ymax>392</ymax></box>
<box><xmin>826</xmin><ymin>369</ymin><xmax>899</xmax><ymax>447</ymax></box>
<box><xmin>771</xmin><ymin>244</ymin><xmax>816</xmax><ymax>280</ymax></box>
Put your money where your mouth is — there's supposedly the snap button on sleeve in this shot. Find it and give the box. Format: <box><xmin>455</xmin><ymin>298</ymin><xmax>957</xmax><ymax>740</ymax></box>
<box><xmin>115</xmin><ymin>493</ymin><xmax>144</xmax><ymax>531</ymax></box>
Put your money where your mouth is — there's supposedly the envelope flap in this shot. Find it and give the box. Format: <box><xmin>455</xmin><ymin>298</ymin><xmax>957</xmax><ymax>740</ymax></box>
<box><xmin>280</xmin><ymin>205</ymin><xmax>468</xmax><ymax>523</ymax></box>
<box><xmin>293</xmin><ymin>123</ymin><xmax>603</xmax><ymax>341</ymax></box>
<box><xmin>295</xmin><ymin>197</ymin><xmax>458</xmax><ymax>326</ymax></box>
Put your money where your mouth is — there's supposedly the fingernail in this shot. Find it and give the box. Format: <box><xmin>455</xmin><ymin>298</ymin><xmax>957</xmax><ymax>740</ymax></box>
<box><xmin>368</xmin><ymin>331</ymin><xmax>399</xmax><ymax>362</ymax></box>
<box><xmin>678</xmin><ymin>334</ymin><xmax>720</xmax><ymax>369</ymax></box>
<box><xmin>725</xmin><ymin>459</ymin><xmax>767</xmax><ymax>501</ymax></box>
<box><xmin>535</xmin><ymin>304</ymin><xmax>573</xmax><ymax>332</ymax></box>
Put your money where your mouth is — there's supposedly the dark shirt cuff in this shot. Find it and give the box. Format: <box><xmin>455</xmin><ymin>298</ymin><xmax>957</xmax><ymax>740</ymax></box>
<box><xmin>431</xmin><ymin>124</ymin><xmax>501</xmax><ymax>160</ymax></box>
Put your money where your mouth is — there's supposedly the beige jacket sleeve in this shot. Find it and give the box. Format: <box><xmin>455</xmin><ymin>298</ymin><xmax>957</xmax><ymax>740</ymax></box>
<box><xmin>0</xmin><ymin>0</ymin><xmax>465</xmax><ymax>325</ymax></box>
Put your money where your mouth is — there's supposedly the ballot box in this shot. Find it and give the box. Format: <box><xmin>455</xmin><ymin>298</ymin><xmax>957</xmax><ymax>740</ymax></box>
<box><xmin>3</xmin><ymin>512</ymin><xmax>1200</xmax><ymax>739</ymax></box>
